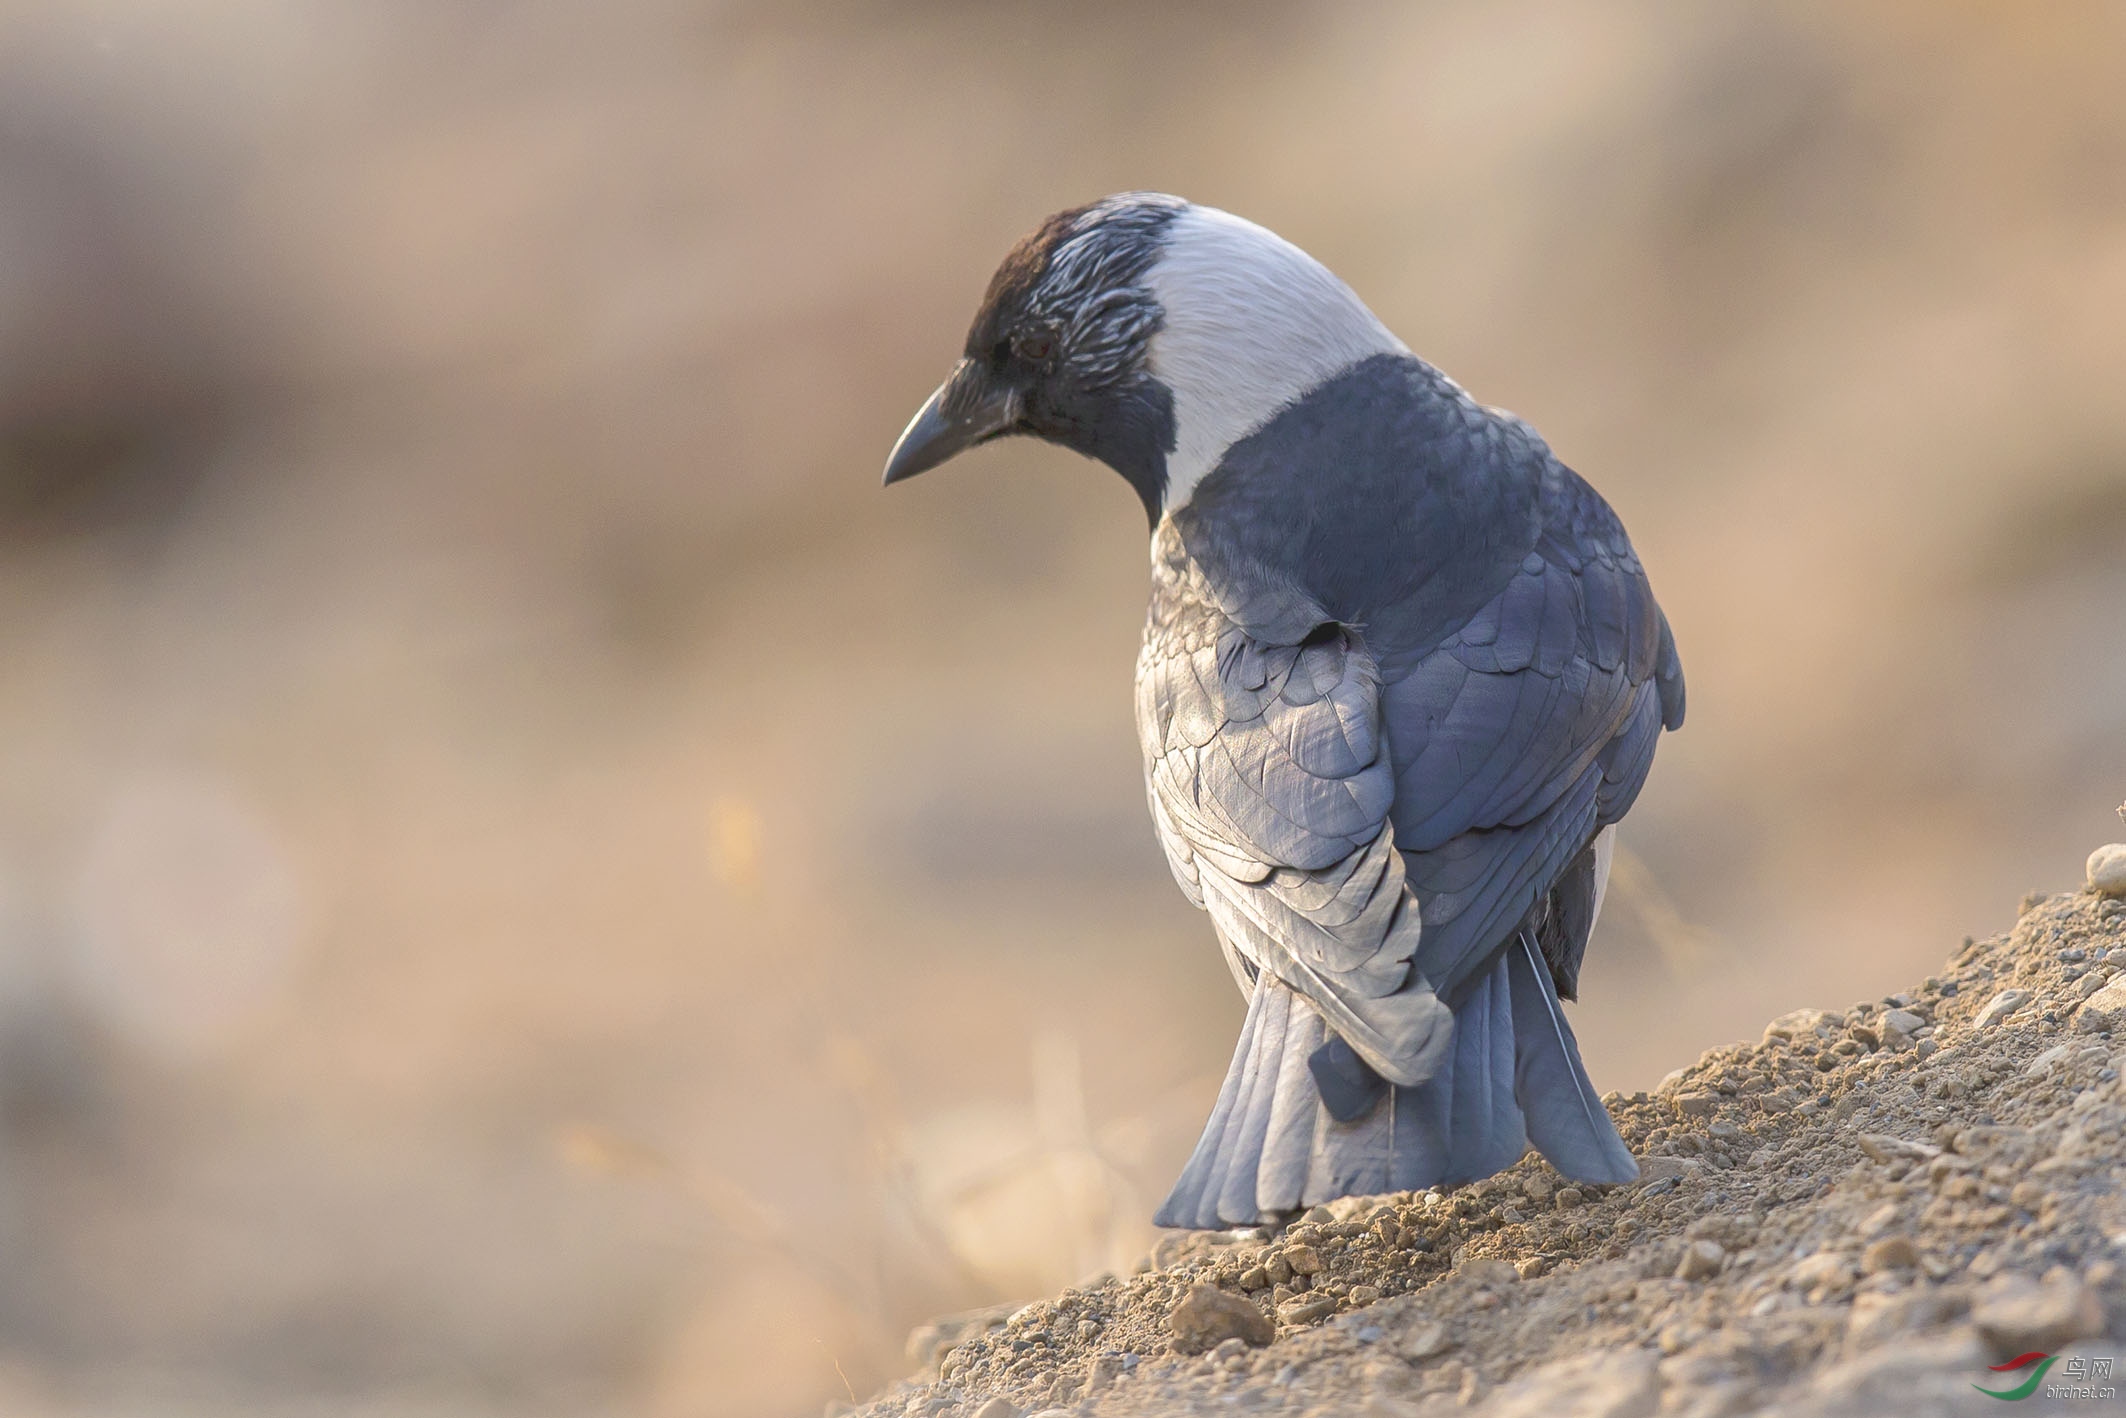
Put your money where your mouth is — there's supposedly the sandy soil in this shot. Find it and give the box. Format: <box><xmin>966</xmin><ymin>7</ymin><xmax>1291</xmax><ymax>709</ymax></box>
<box><xmin>856</xmin><ymin>869</ymin><xmax>2126</xmax><ymax>1417</ymax></box>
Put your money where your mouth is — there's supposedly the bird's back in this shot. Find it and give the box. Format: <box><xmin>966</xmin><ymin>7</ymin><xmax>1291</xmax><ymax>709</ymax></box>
<box><xmin>1153</xmin><ymin>348</ymin><xmax>1682</xmax><ymax>1050</ymax></box>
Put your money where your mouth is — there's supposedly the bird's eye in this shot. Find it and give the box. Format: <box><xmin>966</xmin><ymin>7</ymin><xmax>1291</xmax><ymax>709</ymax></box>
<box><xmin>1014</xmin><ymin>331</ymin><xmax>1055</xmax><ymax>362</ymax></box>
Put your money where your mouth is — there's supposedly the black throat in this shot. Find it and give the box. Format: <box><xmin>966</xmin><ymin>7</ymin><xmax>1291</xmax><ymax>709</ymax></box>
<box><xmin>1037</xmin><ymin>373</ymin><xmax>1174</xmax><ymax>529</ymax></box>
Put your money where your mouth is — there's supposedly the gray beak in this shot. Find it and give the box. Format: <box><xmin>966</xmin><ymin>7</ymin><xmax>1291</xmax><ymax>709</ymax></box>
<box><xmin>882</xmin><ymin>361</ymin><xmax>1017</xmax><ymax>486</ymax></box>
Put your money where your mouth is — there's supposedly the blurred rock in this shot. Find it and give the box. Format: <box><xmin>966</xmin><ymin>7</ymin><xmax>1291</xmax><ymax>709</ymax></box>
<box><xmin>1167</xmin><ymin>1284</ymin><xmax>1272</xmax><ymax>1353</ymax></box>
<box><xmin>1860</xmin><ymin>1236</ymin><xmax>1918</xmax><ymax>1273</ymax></box>
<box><xmin>1458</xmin><ymin>1257</ymin><xmax>1520</xmax><ymax>1287</ymax></box>
<box><xmin>1973</xmin><ymin>1274</ymin><xmax>2106</xmax><ymax>1360</ymax></box>
<box><xmin>1401</xmin><ymin>1321</ymin><xmax>1451</xmax><ymax>1361</ymax></box>
<box><xmin>1675</xmin><ymin>1240</ymin><xmax>1724</xmax><ymax>1281</ymax></box>
<box><xmin>1483</xmin><ymin>1349</ymin><xmax>1658</xmax><ymax>1418</ymax></box>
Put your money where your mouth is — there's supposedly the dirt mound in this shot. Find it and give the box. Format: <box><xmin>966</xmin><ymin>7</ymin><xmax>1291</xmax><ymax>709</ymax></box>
<box><xmin>854</xmin><ymin>871</ymin><xmax>2126</xmax><ymax>1418</ymax></box>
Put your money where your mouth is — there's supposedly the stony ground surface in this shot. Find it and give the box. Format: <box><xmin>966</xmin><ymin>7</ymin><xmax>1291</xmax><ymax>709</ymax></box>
<box><xmin>854</xmin><ymin>872</ymin><xmax>2126</xmax><ymax>1418</ymax></box>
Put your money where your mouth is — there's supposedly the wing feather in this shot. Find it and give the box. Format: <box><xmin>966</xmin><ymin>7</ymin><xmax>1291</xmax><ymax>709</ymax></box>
<box><xmin>1140</xmin><ymin>529</ymin><xmax>1451</xmax><ymax>1088</ymax></box>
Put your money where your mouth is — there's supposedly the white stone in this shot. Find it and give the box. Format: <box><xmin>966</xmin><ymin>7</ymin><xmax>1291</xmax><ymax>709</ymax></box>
<box><xmin>2027</xmin><ymin>1043</ymin><xmax>2073</xmax><ymax>1076</ymax></box>
<box><xmin>2089</xmin><ymin>843</ymin><xmax>2126</xmax><ymax>897</ymax></box>
<box><xmin>1763</xmin><ymin>1008</ymin><xmax>1834</xmax><ymax>1044</ymax></box>
<box><xmin>2078</xmin><ymin>976</ymin><xmax>2126</xmax><ymax>1028</ymax></box>
<box><xmin>1881</xmin><ymin>1008</ymin><xmax>1926</xmax><ymax>1037</ymax></box>
<box><xmin>1975</xmin><ymin>988</ymin><xmax>2030</xmax><ymax>1027</ymax></box>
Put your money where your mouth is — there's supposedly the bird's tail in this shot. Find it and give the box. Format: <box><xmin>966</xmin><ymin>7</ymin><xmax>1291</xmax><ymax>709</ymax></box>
<box><xmin>1154</xmin><ymin>933</ymin><xmax>1635</xmax><ymax>1230</ymax></box>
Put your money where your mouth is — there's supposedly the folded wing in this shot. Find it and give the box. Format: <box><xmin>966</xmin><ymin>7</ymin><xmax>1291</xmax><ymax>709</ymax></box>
<box><xmin>1139</xmin><ymin>532</ymin><xmax>1451</xmax><ymax>1087</ymax></box>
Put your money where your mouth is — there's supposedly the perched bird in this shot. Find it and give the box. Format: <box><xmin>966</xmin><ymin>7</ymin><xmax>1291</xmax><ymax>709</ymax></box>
<box><xmin>884</xmin><ymin>194</ymin><xmax>1684</xmax><ymax>1229</ymax></box>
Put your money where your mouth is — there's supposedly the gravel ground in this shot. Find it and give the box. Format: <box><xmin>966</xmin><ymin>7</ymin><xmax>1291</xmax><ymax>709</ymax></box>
<box><xmin>856</xmin><ymin>862</ymin><xmax>2126</xmax><ymax>1418</ymax></box>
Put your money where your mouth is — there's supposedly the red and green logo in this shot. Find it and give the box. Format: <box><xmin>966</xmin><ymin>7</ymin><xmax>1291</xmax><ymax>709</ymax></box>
<box><xmin>1975</xmin><ymin>1352</ymin><xmax>2056</xmax><ymax>1401</ymax></box>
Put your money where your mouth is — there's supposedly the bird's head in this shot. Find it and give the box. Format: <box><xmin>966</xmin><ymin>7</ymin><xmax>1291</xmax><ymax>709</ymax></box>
<box><xmin>883</xmin><ymin>193</ymin><xmax>1403</xmax><ymax>528</ymax></box>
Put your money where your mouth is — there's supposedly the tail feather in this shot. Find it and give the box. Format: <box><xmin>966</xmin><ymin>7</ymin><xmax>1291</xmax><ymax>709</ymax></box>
<box><xmin>1255</xmin><ymin>991</ymin><xmax>1326</xmax><ymax>1208</ymax></box>
<box><xmin>1440</xmin><ymin>953</ymin><xmax>1529</xmax><ymax>1185</ymax></box>
<box><xmin>1154</xmin><ymin>982</ymin><xmax>1265</xmax><ymax>1228</ymax></box>
<box><xmin>1213</xmin><ymin>981</ymin><xmax>1292</xmax><ymax>1224</ymax></box>
<box><xmin>1304</xmin><ymin>1069</ymin><xmax>1393</xmax><ymax>1204</ymax></box>
<box><xmin>1507</xmin><ymin>931</ymin><xmax>1637</xmax><ymax>1182</ymax></box>
<box><xmin>1157</xmin><ymin>939</ymin><xmax>1634</xmax><ymax>1230</ymax></box>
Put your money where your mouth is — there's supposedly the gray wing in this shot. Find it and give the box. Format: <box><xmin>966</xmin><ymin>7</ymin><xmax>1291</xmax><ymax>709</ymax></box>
<box><xmin>1382</xmin><ymin>458</ymin><xmax>1685</xmax><ymax>998</ymax></box>
<box><xmin>1139</xmin><ymin>535</ymin><xmax>1451</xmax><ymax>1087</ymax></box>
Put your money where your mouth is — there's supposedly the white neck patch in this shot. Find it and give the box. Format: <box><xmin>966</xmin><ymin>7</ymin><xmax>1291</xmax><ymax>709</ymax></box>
<box><xmin>1143</xmin><ymin>205</ymin><xmax>1405</xmax><ymax>518</ymax></box>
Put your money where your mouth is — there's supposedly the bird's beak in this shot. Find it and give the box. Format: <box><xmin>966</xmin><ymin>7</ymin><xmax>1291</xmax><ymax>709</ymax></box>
<box><xmin>882</xmin><ymin>361</ymin><xmax>1017</xmax><ymax>486</ymax></box>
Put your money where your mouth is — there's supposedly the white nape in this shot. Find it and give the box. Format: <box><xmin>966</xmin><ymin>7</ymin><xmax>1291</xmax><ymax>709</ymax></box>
<box><xmin>1144</xmin><ymin>204</ymin><xmax>1405</xmax><ymax>519</ymax></box>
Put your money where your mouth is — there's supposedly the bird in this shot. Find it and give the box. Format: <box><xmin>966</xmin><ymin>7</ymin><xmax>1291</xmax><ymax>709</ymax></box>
<box><xmin>883</xmin><ymin>193</ymin><xmax>1685</xmax><ymax>1230</ymax></box>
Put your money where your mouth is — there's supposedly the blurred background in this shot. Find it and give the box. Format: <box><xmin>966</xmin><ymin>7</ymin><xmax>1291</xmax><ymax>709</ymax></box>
<box><xmin>0</xmin><ymin>1</ymin><xmax>2122</xmax><ymax>1414</ymax></box>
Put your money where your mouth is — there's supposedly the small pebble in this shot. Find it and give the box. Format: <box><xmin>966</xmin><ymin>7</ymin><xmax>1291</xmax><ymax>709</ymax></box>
<box><xmin>1348</xmin><ymin>1283</ymin><xmax>1382</xmax><ymax>1305</ymax></box>
<box><xmin>972</xmin><ymin>1400</ymin><xmax>1020</xmax><ymax>1418</ymax></box>
<box><xmin>1881</xmin><ymin>1007</ymin><xmax>1925</xmax><ymax>1033</ymax></box>
<box><xmin>1459</xmin><ymin>1257</ymin><xmax>1520</xmax><ymax>1287</ymax></box>
<box><xmin>1277</xmin><ymin>1294</ymin><xmax>1337</xmax><ymax>1325</ymax></box>
<box><xmin>1167</xmin><ymin>1283</ymin><xmax>1274</xmax><ymax>1353</ymax></box>
<box><xmin>1857</xmin><ymin>1133</ymin><xmax>1939</xmax><ymax>1163</ymax></box>
<box><xmin>1083</xmin><ymin>1353</ymin><xmax>1124</xmax><ymax>1393</ymax></box>
<box><xmin>1403</xmin><ymin>1321</ymin><xmax>1452</xmax><ymax>1360</ymax></box>
<box><xmin>1862</xmin><ymin>1236</ymin><xmax>1920</xmax><ymax>1273</ymax></box>
<box><xmin>1790</xmin><ymin>1252</ymin><xmax>1853</xmax><ymax>1290</ymax></box>
<box><xmin>1675</xmin><ymin>1239</ymin><xmax>1725</xmax><ymax>1281</ymax></box>
<box><xmin>1638</xmin><ymin>1155</ymin><xmax>1703</xmax><ymax>1182</ymax></box>
<box><xmin>1284</xmin><ymin>1244</ymin><xmax>1323</xmax><ymax>1276</ymax></box>
<box><xmin>1974</xmin><ymin>989</ymin><xmax>2031</xmax><ymax>1028</ymax></box>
